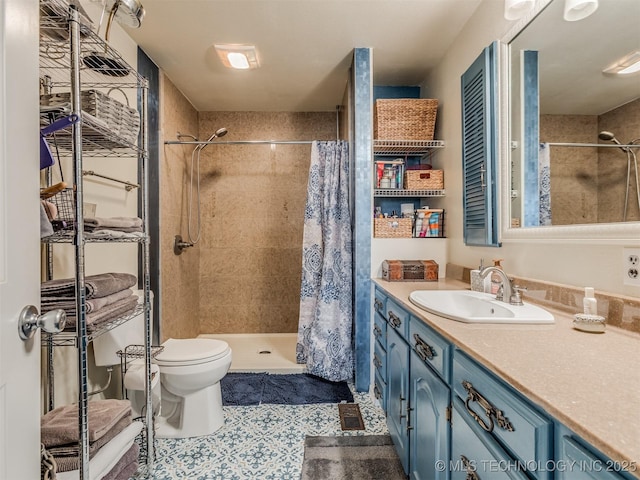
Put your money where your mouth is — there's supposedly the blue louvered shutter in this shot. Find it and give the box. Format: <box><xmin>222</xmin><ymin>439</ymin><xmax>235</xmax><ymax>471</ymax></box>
<box><xmin>461</xmin><ymin>42</ymin><xmax>500</xmax><ymax>247</ymax></box>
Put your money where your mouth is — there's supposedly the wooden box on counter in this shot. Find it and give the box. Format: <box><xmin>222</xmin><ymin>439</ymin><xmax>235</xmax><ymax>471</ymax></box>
<box><xmin>382</xmin><ymin>260</ymin><xmax>439</xmax><ymax>282</ymax></box>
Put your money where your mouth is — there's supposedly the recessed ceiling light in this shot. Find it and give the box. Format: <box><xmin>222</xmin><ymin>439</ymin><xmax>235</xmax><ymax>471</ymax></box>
<box><xmin>603</xmin><ymin>51</ymin><xmax>640</xmax><ymax>76</ymax></box>
<box><xmin>214</xmin><ymin>44</ymin><xmax>260</xmax><ymax>70</ymax></box>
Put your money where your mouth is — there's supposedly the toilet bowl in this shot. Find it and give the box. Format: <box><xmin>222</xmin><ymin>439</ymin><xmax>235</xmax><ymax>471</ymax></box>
<box><xmin>153</xmin><ymin>337</ymin><xmax>232</xmax><ymax>438</ymax></box>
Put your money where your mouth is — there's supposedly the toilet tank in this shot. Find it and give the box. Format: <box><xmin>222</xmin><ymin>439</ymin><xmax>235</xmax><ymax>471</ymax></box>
<box><xmin>93</xmin><ymin>290</ymin><xmax>154</xmax><ymax>367</ymax></box>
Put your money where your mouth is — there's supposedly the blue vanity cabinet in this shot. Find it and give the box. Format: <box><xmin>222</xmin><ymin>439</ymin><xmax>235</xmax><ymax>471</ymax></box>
<box><xmin>386</xmin><ymin>296</ymin><xmax>410</xmax><ymax>342</ymax></box>
<box><xmin>409</xmin><ymin>348</ymin><xmax>450</xmax><ymax>480</ymax></box>
<box><xmin>452</xmin><ymin>349</ymin><xmax>553</xmax><ymax>480</ymax></box>
<box><xmin>373</xmin><ymin>287</ymin><xmax>388</xmax><ymax>410</ymax></box>
<box><xmin>387</xmin><ymin>325</ymin><xmax>411</xmax><ymax>473</ymax></box>
<box><xmin>555</xmin><ymin>425</ymin><xmax>637</xmax><ymax>480</ymax></box>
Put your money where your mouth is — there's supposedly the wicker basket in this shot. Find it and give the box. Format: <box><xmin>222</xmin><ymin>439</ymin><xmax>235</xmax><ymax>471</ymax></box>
<box><xmin>40</xmin><ymin>89</ymin><xmax>140</xmax><ymax>146</ymax></box>
<box><xmin>374</xmin><ymin>217</ymin><xmax>413</xmax><ymax>238</ymax></box>
<box><xmin>374</xmin><ymin>99</ymin><xmax>438</xmax><ymax>140</ymax></box>
<box><xmin>404</xmin><ymin>169</ymin><xmax>444</xmax><ymax>190</ymax></box>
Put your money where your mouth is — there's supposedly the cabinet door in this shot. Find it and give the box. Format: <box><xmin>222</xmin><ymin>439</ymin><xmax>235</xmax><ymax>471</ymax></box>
<box><xmin>387</xmin><ymin>326</ymin><xmax>410</xmax><ymax>474</ymax></box>
<box><xmin>451</xmin><ymin>398</ymin><xmax>529</xmax><ymax>480</ymax></box>
<box><xmin>557</xmin><ymin>435</ymin><xmax>633</xmax><ymax>480</ymax></box>
<box><xmin>409</xmin><ymin>350</ymin><xmax>450</xmax><ymax>480</ymax></box>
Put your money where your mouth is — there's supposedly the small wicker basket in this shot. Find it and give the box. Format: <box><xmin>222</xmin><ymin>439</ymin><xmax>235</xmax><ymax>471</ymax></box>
<box><xmin>374</xmin><ymin>99</ymin><xmax>438</xmax><ymax>140</ymax></box>
<box><xmin>404</xmin><ymin>169</ymin><xmax>444</xmax><ymax>190</ymax></box>
<box><xmin>374</xmin><ymin>217</ymin><xmax>413</xmax><ymax>238</ymax></box>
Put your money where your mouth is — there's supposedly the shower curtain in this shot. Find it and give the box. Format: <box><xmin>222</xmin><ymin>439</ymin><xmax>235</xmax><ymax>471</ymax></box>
<box><xmin>297</xmin><ymin>140</ymin><xmax>353</xmax><ymax>382</ymax></box>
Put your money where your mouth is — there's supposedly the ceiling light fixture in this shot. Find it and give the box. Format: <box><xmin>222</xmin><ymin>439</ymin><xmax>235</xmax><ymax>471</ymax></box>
<box><xmin>504</xmin><ymin>0</ymin><xmax>534</xmax><ymax>20</ymax></box>
<box><xmin>563</xmin><ymin>0</ymin><xmax>598</xmax><ymax>21</ymax></box>
<box><xmin>603</xmin><ymin>51</ymin><xmax>640</xmax><ymax>76</ymax></box>
<box><xmin>214</xmin><ymin>44</ymin><xmax>260</xmax><ymax>70</ymax></box>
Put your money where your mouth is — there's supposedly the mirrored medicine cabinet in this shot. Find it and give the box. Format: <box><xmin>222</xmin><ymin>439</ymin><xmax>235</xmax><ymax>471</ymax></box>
<box><xmin>500</xmin><ymin>0</ymin><xmax>640</xmax><ymax>242</ymax></box>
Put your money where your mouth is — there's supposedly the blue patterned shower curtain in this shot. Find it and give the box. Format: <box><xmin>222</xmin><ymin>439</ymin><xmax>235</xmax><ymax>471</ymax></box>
<box><xmin>297</xmin><ymin>140</ymin><xmax>353</xmax><ymax>382</ymax></box>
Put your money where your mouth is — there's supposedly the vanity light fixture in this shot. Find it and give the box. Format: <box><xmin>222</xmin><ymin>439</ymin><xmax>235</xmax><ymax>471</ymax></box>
<box><xmin>214</xmin><ymin>44</ymin><xmax>260</xmax><ymax>70</ymax></box>
<box><xmin>603</xmin><ymin>50</ymin><xmax>640</xmax><ymax>76</ymax></box>
<box><xmin>563</xmin><ymin>0</ymin><xmax>598</xmax><ymax>21</ymax></box>
<box><xmin>504</xmin><ymin>0</ymin><xmax>534</xmax><ymax>20</ymax></box>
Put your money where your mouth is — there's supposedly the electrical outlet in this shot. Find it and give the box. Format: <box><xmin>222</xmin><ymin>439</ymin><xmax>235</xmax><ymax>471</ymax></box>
<box><xmin>623</xmin><ymin>247</ymin><xmax>640</xmax><ymax>286</ymax></box>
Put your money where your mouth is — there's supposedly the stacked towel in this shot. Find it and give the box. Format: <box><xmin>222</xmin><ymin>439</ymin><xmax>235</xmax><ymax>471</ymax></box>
<box><xmin>41</xmin><ymin>400</ymin><xmax>132</xmax><ymax>474</ymax></box>
<box><xmin>41</xmin><ymin>273</ymin><xmax>138</xmax><ymax>332</ymax></box>
<box><xmin>85</xmin><ymin>217</ymin><xmax>143</xmax><ymax>234</ymax></box>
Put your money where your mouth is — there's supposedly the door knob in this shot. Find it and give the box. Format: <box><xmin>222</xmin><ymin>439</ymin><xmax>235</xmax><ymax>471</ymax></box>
<box><xmin>18</xmin><ymin>305</ymin><xmax>66</xmax><ymax>341</ymax></box>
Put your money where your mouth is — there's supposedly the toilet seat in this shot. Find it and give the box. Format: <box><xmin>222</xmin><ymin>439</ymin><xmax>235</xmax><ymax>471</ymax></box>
<box><xmin>155</xmin><ymin>338</ymin><xmax>231</xmax><ymax>367</ymax></box>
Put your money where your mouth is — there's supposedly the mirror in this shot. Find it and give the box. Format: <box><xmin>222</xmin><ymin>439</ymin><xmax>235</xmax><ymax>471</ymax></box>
<box><xmin>507</xmin><ymin>0</ymin><xmax>640</xmax><ymax>231</ymax></box>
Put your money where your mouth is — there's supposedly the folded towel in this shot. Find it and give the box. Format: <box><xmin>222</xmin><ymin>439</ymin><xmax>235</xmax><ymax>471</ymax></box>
<box><xmin>41</xmin><ymin>273</ymin><xmax>137</xmax><ymax>299</ymax></box>
<box><xmin>41</xmin><ymin>202</ymin><xmax>54</xmax><ymax>238</ymax></box>
<box><xmin>48</xmin><ymin>415</ymin><xmax>132</xmax><ymax>472</ymax></box>
<box><xmin>41</xmin><ymin>399</ymin><xmax>132</xmax><ymax>448</ymax></box>
<box><xmin>94</xmin><ymin>226</ymin><xmax>143</xmax><ymax>233</ymax></box>
<box><xmin>42</xmin><ymin>288</ymin><xmax>135</xmax><ymax>316</ymax></box>
<box><xmin>56</xmin><ymin>422</ymin><xmax>143</xmax><ymax>480</ymax></box>
<box><xmin>100</xmin><ymin>443</ymin><xmax>139</xmax><ymax>480</ymax></box>
<box><xmin>84</xmin><ymin>217</ymin><xmax>142</xmax><ymax>230</ymax></box>
<box><xmin>63</xmin><ymin>294</ymin><xmax>139</xmax><ymax>332</ymax></box>
<box><xmin>85</xmin><ymin>230</ymin><xmax>145</xmax><ymax>239</ymax></box>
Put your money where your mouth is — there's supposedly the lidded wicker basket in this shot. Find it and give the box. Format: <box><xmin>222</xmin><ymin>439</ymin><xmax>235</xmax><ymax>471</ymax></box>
<box><xmin>374</xmin><ymin>99</ymin><xmax>438</xmax><ymax>140</ymax></box>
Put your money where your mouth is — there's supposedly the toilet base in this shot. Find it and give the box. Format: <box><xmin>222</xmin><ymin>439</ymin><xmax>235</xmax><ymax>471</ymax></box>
<box><xmin>155</xmin><ymin>382</ymin><xmax>225</xmax><ymax>438</ymax></box>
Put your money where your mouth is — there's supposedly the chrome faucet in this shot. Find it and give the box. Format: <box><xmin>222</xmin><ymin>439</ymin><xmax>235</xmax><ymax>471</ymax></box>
<box><xmin>479</xmin><ymin>266</ymin><xmax>523</xmax><ymax>305</ymax></box>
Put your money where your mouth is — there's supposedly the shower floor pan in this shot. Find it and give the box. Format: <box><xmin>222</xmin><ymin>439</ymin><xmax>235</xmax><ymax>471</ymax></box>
<box><xmin>199</xmin><ymin>333</ymin><xmax>305</xmax><ymax>374</ymax></box>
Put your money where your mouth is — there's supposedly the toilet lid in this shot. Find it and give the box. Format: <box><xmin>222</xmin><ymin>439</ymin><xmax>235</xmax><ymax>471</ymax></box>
<box><xmin>154</xmin><ymin>338</ymin><xmax>230</xmax><ymax>365</ymax></box>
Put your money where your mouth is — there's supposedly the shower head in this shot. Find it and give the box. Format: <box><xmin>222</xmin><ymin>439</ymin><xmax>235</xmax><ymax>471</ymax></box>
<box><xmin>599</xmin><ymin>131</ymin><xmax>628</xmax><ymax>152</ymax></box>
<box><xmin>206</xmin><ymin>127</ymin><xmax>228</xmax><ymax>142</ymax></box>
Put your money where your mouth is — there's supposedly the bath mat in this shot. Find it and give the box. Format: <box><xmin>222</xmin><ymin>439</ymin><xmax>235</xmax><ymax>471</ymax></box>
<box><xmin>300</xmin><ymin>435</ymin><xmax>406</xmax><ymax>479</ymax></box>
<box><xmin>221</xmin><ymin>373</ymin><xmax>354</xmax><ymax>406</ymax></box>
<box><xmin>338</xmin><ymin>403</ymin><xmax>365</xmax><ymax>431</ymax></box>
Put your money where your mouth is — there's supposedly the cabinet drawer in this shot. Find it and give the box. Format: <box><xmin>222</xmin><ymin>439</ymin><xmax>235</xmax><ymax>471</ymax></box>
<box><xmin>386</xmin><ymin>297</ymin><xmax>410</xmax><ymax>341</ymax></box>
<box><xmin>452</xmin><ymin>350</ymin><xmax>552</xmax><ymax>478</ymax></box>
<box><xmin>373</xmin><ymin>309</ymin><xmax>387</xmax><ymax>351</ymax></box>
<box><xmin>451</xmin><ymin>397</ymin><xmax>530</xmax><ymax>480</ymax></box>
<box><xmin>374</xmin><ymin>370</ymin><xmax>387</xmax><ymax>412</ymax></box>
<box><xmin>374</xmin><ymin>341</ymin><xmax>387</xmax><ymax>380</ymax></box>
<box><xmin>409</xmin><ymin>316</ymin><xmax>451</xmax><ymax>382</ymax></box>
<box><xmin>374</xmin><ymin>287</ymin><xmax>387</xmax><ymax>317</ymax></box>
<box><xmin>558</xmin><ymin>434</ymin><xmax>634</xmax><ymax>480</ymax></box>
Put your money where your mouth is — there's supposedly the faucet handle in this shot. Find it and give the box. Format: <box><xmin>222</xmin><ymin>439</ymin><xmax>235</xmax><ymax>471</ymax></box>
<box><xmin>510</xmin><ymin>285</ymin><xmax>527</xmax><ymax>306</ymax></box>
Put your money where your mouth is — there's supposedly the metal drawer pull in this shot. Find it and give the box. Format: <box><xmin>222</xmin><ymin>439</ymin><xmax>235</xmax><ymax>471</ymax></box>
<box><xmin>462</xmin><ymin>380</ymin><xmax>514</xmax><ymax>433</ymax></box>
<box><xmin>374</xmin><ymin>298</ymin><xmax>384</xmax><ymax>312</ymax></box>
<box><xmin>373</xmin><ymin>324</ymin><xmax>382</xmax><ymax>338</ymax></box>
<box><xmin>373</xmin><ymin>354</ymin><xmax>382</xmax><ymax>369</ymax></box>
<box><xmin>413</xmin><ymin>333</ymin><xmax>436</xmax><ymax>361</ymax></box>
<box><xmin>388</xmin><ymin>311</ymin><xmax>402</xmax><ymax>328</ymax></box>
<box><xmin>460</xmin><ymin>455</ymin><xmax>480</xmax><ymax>480</ymax></box>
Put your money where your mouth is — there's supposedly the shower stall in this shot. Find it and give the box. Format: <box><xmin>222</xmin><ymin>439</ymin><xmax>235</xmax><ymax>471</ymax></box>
<box><xmin>160</xmin><ymin>101</ymin><xmax>342</xmax><ymax>370</ymax></box>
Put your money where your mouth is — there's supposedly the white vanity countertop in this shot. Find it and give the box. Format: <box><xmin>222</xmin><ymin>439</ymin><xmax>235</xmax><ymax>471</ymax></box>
<box><xmin>373</xmin><ymin>278</ymin><xmax>640</xmax><ymax>476</ymax></box>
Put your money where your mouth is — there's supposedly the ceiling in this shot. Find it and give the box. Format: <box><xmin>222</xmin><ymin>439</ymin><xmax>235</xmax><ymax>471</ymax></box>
<box><xmin>121</xmin><ymin>0</ymin><xmax>483</xmax><ymax>112</ymax></box>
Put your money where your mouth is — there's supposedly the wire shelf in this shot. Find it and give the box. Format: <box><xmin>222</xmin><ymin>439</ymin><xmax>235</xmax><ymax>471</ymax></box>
<box><xmin>117</xmin><ymin>344</ymin><xmax>164</xmax><ymax>361</ymax></box>
<box><xmin>374</xmin><ymin>188</ymin><xmax>446</xmax><ymax>197</ymax></box>
<box><xmin>373</xmin><ymin>139</ymin><xmax>445</xmax><ymax>155</ymax></box>
<box><xmin>41</xmin><ymin>303</ymin><xmax>145</xmax><ymax>347</ymax></box>
<box><xmin>41</xmin><ymin>232</ymin><xmax>149</xmax><ymax>243</ymax></box>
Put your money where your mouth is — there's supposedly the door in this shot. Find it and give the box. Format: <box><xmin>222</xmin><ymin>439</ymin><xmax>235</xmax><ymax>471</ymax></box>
<box><xmin>409</xmin><ymin>350</ymin><xmax>450</xmax><ymax>480</ymax></box>
<box><xmin>386</xmin><ymin>327</ymin><xmax>410</xmax><ymax>474</ymax></box>
<box><xmin>0</xmin><ymin>0</ymin><xmax>42</xmax><ymax>479</ymax></box>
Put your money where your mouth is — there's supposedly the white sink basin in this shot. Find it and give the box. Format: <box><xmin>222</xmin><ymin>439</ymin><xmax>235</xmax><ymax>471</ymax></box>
<box><xmin>409</xmin><ymin>290</ymin><xmax>554</xmax><ymax>324</ymax></box>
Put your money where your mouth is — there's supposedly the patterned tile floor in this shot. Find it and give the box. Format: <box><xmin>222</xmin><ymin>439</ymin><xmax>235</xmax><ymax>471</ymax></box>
<box><xmin>147</xmin><ymin>386</ymin><xmax>388</xmax><ymax>479</ymax></box>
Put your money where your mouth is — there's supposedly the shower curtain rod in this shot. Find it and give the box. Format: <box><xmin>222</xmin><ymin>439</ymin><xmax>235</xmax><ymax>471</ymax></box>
<box><xmin>164</xmin><ymin>140</ymin><xmax>317</xmax><ymax>146</ymax></box>
<box><xmin>545</xmin><ymin>142</ymin><xmax>640</xmax><ymax>148</ymax></box>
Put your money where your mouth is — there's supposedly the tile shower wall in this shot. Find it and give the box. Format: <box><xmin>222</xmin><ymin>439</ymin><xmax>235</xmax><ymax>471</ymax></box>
<box><xmin>197</xmin><ymin>112</ymin><xmax>335</xmax><ymax>334</ymax></box>
<box><xmin>160</xmin><ymin>75</ymin><xmax>201</xmax><ymax>341</ymax></box>
<box><xmin>540</xmin><ymin>98</ymin><xmax>640</xmax><ymax>225</ymax></box>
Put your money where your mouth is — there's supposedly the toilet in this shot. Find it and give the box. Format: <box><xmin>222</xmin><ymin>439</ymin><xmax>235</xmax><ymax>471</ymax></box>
<box><xmin>92</xmin><ymin>291</ymin><xmax>233</xmax><ymax>438</ymax></box>
<box><xmin>153</xmin><ymin>337</ymin><xmax>232</xmax><ymax>438</ymax></box>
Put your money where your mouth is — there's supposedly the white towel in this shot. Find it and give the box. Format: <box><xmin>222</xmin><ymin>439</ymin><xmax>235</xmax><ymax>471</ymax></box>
<box><xmin>539</xmin><ymin>143</ymin><xmax>552</xmax><ymax>226</ymax></box>
<box><xmin>56</xmin><ymin>422</ymin><xmax>143</xmax><ymax>480</ymax></box>
<box><xmin>124</xmin><ymin>362</ymin><xmax>160</xmax><ymax>391</ymax></box>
